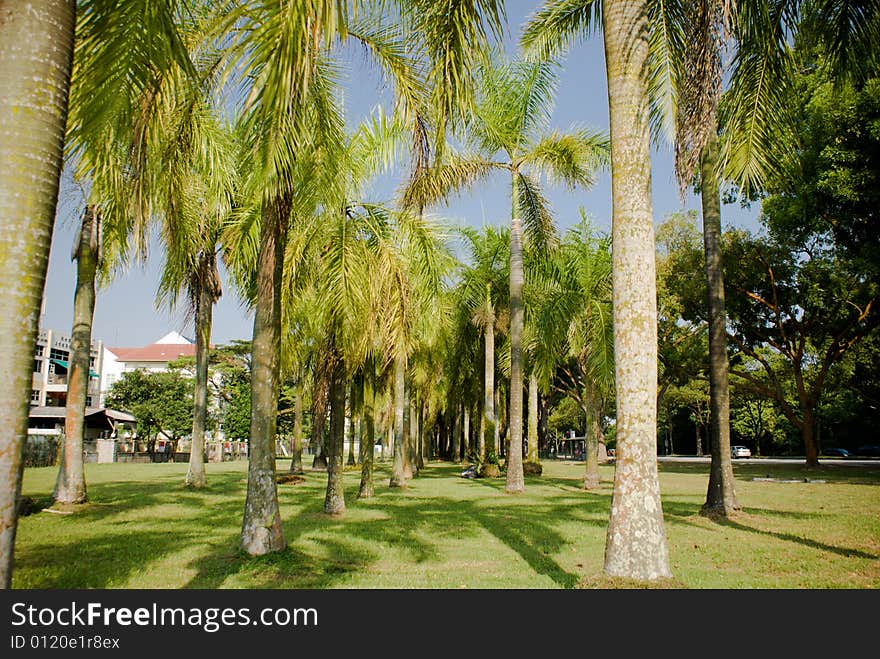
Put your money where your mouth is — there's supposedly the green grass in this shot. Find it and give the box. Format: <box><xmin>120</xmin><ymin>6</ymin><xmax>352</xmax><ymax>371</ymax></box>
<box><xmin>12</xmin><ymin>459</ymin><xmax>880</xmax><ymax>589</ymax></box>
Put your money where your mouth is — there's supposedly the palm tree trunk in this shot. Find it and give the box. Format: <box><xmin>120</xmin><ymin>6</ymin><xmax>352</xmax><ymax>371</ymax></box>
<box><xmin>409</xmin><ymin>393</ymin><xmax>425</xmax><ymax>476</ymax></box>
<box><xmin>700</xmin><ymin>133</ymin><xmax>740</xmax><ymax>514</ymax></box>
<box><xmin>240</xmin><ymin>199</ymin><xmax>286</xmax><ymax>555</ymax></box>
<box><xmin>602</xmin><ymin>0</ymin><xmax>672</xmax><ymax>580</ymax></box>
<box><xmin>390</xmin><ymin>356</ymin><xmax>407</xmax><ymax>487</ymax></box>
<box><xmin>358</xmin><ymin>371</ymin><xmax>375</xmax><ymax>498</ymax></box>
<box><xmin>506</xmin><ymin>213</ymin><xmax>525</xmax><ymax>493</ymax></box>
<box><xmin>463</xmin><ymin>406</ymin><xmax>471</xmax><ymax>461</ymax></box>
<box><xmin>289</xmin><ymin>385</ymin><xmax>304</xmax><ymax>474</ymax></box>
<box><xmin>583</xmin><ymin>387</ymin><xmax>601</xmax><ymax>490</ymax></box>
<box><xmin>495</xmin><ymin>381</ymin><xmax>503</xmax><ymax>454</ymax></box>
<box><xmin>311</xmin><ymin>374</ymin><xmax>328</xmax><ymax>471</ymax></box>
<box><xmin>323</xmin><ymin>352</ymin><xmax>346</xmax><ymax>515</ymax></box>
<box><xmin>527</xmin><ymin>374</ymin><xmax>539</xmax><ymax>463</ymax></box>
<box><xmin>418</xmin><ymin>400</ymin><xmax>427</xmax><ymax>467</ymax></box>
<box><xmin>56</xmin><ymin>207</ymin><xmax>99</xmax><ymax>504</ymax></box>
<box><xmin>0</xmin><ymin>0</ymin><xmax>76</xmax><ymax>589</ymax></box>
<box><xmin>452</xmin><ymin>403</ymin><xmax>463</xmax><ymax>463</ymax></box>
<box><xmin>347</xmin><ymin>377</ymin><xmax>359</xmax><ymax>466</ymax></box>
<box><xmin>482</xmin><ymin>320</ymin><xmax>495</xmax><ymax>459</ymax></box>
<box><xmin>185</xmin><ymin>255</ymin><xmax>215</xmax><ymax>489</ymax></box>
<box><xmin>407</xmin><ymin>388</ymin><xmax>418</xmax><ymax>476</ymax></box>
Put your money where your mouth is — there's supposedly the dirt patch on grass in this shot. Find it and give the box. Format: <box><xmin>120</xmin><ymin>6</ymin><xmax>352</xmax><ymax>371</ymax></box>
<box><xmin>276</xmin><ymin>474</ymin><xmax>306</xmax><ymax>485</ymax></box>
<box><xmin>578</xmin><ymin>575</ymin><xmax>688</xmax><ymax>589</ymax></box>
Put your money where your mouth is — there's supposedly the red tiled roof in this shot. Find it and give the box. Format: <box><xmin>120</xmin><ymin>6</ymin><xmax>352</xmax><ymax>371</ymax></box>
<box><xmin>108</xmin><ymin>343</ymin><xmax>197</xmax><ymax>363</ymax></box>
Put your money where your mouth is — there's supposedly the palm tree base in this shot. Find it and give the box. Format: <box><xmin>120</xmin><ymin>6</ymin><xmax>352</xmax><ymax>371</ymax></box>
<box><xmin>582</xmin><ymin>473</ymin><xmax>601</xmax><ymax>490</ymax></box>
<box><xmin>53</xmin><ymin>486</ymin><xmax>87</xmax><ymax>506</ymax></box>
<box><xmin>699</xmin><ymin>501</ymin><xmax>740</xmax><ymax>518</ymax></box>
<box><xmin>184</xmin><ymin>470</ymin><xmax>207</xmax><ymax>489</ymax></box>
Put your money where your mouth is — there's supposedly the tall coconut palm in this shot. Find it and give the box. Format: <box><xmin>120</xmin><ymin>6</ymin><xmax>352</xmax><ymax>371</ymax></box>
<box><xmin>523</xmin><ymin>0</ymin><xmax>674</xmax><ymax>578</ymax></box>
<box><xmin>404</xmin><ymin>55</ymin><xmax>607</xmax><ymax>493</ymax></box>
<box><xmin>0</xmin><ymin>0</ymin><xmax>76</xmax><ymax>588</ymax></box>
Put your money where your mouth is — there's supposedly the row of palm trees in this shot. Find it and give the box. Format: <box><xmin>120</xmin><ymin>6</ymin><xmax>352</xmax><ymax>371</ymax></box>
<box><xmin>1</xmin><ymin>0</ymin><xmax>875</xmax><ymax>588</ymax></box>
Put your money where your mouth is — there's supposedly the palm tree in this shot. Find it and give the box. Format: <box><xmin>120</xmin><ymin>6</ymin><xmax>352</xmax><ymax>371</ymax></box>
<box><xmin>532</xmin><ymin>217</ymin><xmax>614</xmax><ymax>489</ymax></box>
<box><xmin>151</xmin><ymin>47</ymin><xmax>237</xmax><ymax>490</ymax></box>
<box><xmin>219</xmin><ymin>0</ymin><xmax>501</xmax><ymax>553</ymax></box>
<box><xmin>599</xmin><ymin>0</ymin><xmax>672</xmax><ymax>580</ymax></box>
<box><xmin>453</xmin><ymin>226</ymin><xmax>510</xmax><ymax>464</ymax></box>
<box><xmin>523</xmin><ymin>0</ymin><xmax>674</xmax><ymax>578</ymax></box>
<box><xmin>405</xmin><ymin>55</ymin><xmax>607</xmax><ymax>493</ymax></box>
<box><xmin>0</xmin><ymin>0</ymin><xmax>76</xmax><ymax>586</ymax></box>
<box><xmin>54</xmin><ymin>0</ymin><xmax>200</xmax><ymax>505</ymax></box>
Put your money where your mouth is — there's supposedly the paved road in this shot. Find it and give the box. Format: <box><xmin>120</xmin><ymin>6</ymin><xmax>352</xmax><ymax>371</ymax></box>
<box><xmin>657</xmin><ymin>455</ymin><xmax>880</xmax><ymax>467</ymax></box>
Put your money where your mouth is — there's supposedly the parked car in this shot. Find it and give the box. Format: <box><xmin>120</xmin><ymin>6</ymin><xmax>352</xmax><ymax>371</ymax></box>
<box><xmin>822</xmin><ymin>447</ymin><xmax>850</xmax><ymax>457</ymax></box>
<box><xmin>854</xmin><ymin>445</ymin><xmax>880</xmax><ymax>457</ymax></box>
<box><xmin>731</xmin><ymin>445</ymin><xmax>752</xmax><ymax>458</ymax></box>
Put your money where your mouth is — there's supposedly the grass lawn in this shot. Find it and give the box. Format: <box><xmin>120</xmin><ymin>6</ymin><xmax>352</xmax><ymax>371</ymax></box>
<box><xmin>12</xmin><ymin>458</ymin><xmax>880</xmax><ymax>589</ymax></box>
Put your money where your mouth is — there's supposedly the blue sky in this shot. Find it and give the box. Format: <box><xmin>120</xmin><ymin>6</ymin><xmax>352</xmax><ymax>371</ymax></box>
<box><xmin>40</xmin><ymin>0</ymin><xmax>761</xmax><ymax>348</ymax></box>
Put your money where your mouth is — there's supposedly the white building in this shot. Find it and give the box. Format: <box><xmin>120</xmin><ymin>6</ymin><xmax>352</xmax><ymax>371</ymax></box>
<box><xmin>100</xmin><ymin>331</ymin><xmax>197</xmax><ymax>405</ymax></box>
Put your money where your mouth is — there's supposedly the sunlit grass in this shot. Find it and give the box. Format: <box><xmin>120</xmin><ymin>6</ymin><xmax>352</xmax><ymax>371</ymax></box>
<box><xmin>12</xmin><ymin>458</ymin><xmax>880</xmax><ymax>589</ymax></box>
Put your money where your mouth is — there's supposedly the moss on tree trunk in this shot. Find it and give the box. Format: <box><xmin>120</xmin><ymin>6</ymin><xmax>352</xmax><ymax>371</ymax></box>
<box><xmin>240</xmin><ymin>198</ymin><xmax>286</xmax><ymax>556</ymax></box>
<box><xmin>0</xmin><ymin>0</ymin><xmax>76</xmax><ymax>588</ymax></box>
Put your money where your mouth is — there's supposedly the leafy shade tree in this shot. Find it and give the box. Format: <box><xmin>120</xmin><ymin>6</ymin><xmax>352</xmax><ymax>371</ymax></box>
<box><xmin>759</xmin><ymin>64</ymin><xmax>880</xmax><ymax>277</ymax></box>
<box><xmin>405</xmin><ymin>55</ymin><xmax>607</xmax><ymax>493</ymax></box>
<box><xmin>723</xmin><ymin>230</ymin><xmax>878</xmax><ymax>467</ymax></box>
<box><xmin>104</xmin><ymin>369</ymin><xmax>194</xmax><ymax>454</ymax></box>
<box><xmin>0</xmin><ymin>0</ymin><xmax>76</xmax><ymax>588</ymax></box>
<box><xmin>731</xmin><ymin>394</ymin><xmax>784</xmax><ymax>457</ymax></box>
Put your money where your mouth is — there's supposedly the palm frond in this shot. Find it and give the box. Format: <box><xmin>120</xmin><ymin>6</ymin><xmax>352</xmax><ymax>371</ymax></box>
<box><xmin>648</xmin><ymin>0</ymin><xmax>687</xmax><ymax>145</ymax></box>
<box><xmin>399</xmin><ymin>0</ymin><xmax>506</xmax><ymax>154</ymax></box>
<box><xmin>515</xmin><ymin>171</ymin><xmax>557</xmax><ymax>252</ymax></box>
<box><xmin>520</xmin><ymin>0</ymin><xmax>602</xmax><ymax>62</ymax></box>
<box><xmin>719</xmin><ymin>0</ymin><xmax>796</xmax><ymax>195</ymax></box>
<box><xmin>521</xmin><ymin>127</ymin><xmax>609</xmax><ymax>188</ymax></box>
<box><xmin>400</xmin><ymin>156</ymin><xmax>501</xmax><ymax>210</ymax></box>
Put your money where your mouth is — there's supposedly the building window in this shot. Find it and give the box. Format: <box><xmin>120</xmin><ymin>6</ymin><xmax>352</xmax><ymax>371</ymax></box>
<box><xmin>33</xmin><ymin>359</ymin><xmax>42</xmax><ymax>374</ymax></box>
<box><xmin>35</xmin><ymin>344</ymin><xmax>44</xmax><ymax>356</ymax></box>
<box><xmin>49</xmin><ymin>348</ymin><xmax>69</xmax><ymax>361</ymax></box>
<box><xmin>31</xmin><ymin>390</ymin><xmax>40</xmax><ymax>403</ymax></box>
<box><xmin>86</xmin><ymin>396</ymin><xmax>93</xmax><ymax>407</ymax></box>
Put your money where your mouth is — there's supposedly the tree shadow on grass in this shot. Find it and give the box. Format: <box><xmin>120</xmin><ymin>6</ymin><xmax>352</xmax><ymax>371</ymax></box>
<box><xmin>710</xmin><ymin>515</ymin><xmax>879</xmax><ymax>560</ymax></box>
<box><xmin>14</xmin><ymin>529</ymin><xmax>193</xmax><ymax>588</ymax></box>
<box><xmin>183</xmin><ymin>485</ymin><xmax>592</xmax><ymax>589</ymax></box>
